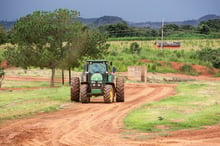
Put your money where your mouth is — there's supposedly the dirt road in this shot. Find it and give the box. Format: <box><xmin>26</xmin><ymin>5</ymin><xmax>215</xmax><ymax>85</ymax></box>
<box><xmin>0</xmin><ymin>83</ymin><xmax>220</xmax><ymax>146</ymax></box>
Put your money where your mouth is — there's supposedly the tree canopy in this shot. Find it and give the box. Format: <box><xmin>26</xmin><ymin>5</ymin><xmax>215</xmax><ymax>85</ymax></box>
<box><xmin>4</xmin><ymin>9</ymin><xmax>109</xmax><ymax>86</ymax></box>
<box><xmin>0</xmin><ymin>25</ymin><xmax>7</xmax><ymax>45</ymax></box>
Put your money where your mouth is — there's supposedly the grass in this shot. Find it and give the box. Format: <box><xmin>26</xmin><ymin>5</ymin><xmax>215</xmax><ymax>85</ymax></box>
<box><xmin>2</xmin><ymin>80</ymin><xmax>50</xmax><ymax>88</ymax></box>
<box><xmin>124</xmin><ymin>81</ymin><xmax>220</xmax><ymax>134</ymax></box>
<box><xmin>5</xmin><ymin>68</ymin><xmax>72</xmax><ymax>78</ymax></box>
<box><xmin>106</xmin><ymin>39</ymin><xmax>220</xmax><ymax>75</ymax></box>
<box><xmin>108</xmin><ymin>39</ymin><xmax>220</xmax><ymax>51</ymax></box>
<box><xmin>0</xmin><ymin>86</ymin><xmax>70</xmax><ymax>122</ymax></box>
<box><xmin>106</xmin><ymin>45</ymin><xmax>215</xmax><ymax>73</ymax></box>
<box><xmin>0</xmin><ymin>67</ymin><xmax>73</xmax><ymax>123</ymax></box>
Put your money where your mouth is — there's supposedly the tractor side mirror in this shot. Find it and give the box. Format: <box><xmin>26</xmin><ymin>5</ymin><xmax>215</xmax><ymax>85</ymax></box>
<box><xmin>112</xmin><ymin>67</ymin><xmax>117</xmax><ymax>73</ymax></box>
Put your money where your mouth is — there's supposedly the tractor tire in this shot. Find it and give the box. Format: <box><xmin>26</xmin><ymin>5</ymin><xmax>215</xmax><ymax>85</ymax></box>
<box><xmin>116</xmin><ymin>77</ymin><xmax>125</xmax><ymax>102</ymax></box>
<box><xmin>80</xmin><ymin>84</ymin><xmax>90</xmax><ymax>103</ymax></box>
<box><xmin>104</xmin><ymin>84</ymin><xmax>114</xmax><ymax>103</ymax></box>
<box><xmin>70</xmin><ymin>77</ymin><xmax>80</xmax><ymax>102</ymax></box>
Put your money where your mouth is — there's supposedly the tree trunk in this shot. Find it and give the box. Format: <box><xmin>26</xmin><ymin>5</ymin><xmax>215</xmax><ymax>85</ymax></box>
<box><xmin>51</xmin><ymin>68</ymin><xmax>55</xmax><ymax>87</ymax></box>
<box><xmin>0</xmin><ymin>76</ymin><xmax>4</xmax><ymax>88</ymax></box>
<box><xmin>62</xmin><ymin>69</ymin><xmax>64</xmax><ymax>85</ymax></box>
<box><xmin>69</xmin><ymin>67</ymin><xmax>71</xmax><ymax>85</ymax></box>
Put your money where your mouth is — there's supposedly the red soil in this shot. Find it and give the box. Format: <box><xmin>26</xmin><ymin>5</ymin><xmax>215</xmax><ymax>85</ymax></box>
<box><xmin>138</xmin><ymin>59</ymin><xmax>219</xmax><ymax>76</ymax></box>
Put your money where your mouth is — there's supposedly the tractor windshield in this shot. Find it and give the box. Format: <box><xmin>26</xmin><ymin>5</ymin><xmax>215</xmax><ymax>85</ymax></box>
<box><xmin>88</xmin><ymin>63</ymin><xmax>107</xmax><ymax>74</ymax></box>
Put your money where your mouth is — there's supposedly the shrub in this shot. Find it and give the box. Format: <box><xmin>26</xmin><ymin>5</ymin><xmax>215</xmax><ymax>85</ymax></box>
<box><xmin>197</xmin><ymin>48</ymin><xmax>220</xmax><ymax>69</ymax></box>
<box><xmin>180</xmin><ymin>64</ymin><xmax>197</xmax><ymax>75</ymax></box>
<box><xmin>130</xmin><ymin>42</ymin><xmax>141</xmax><ymax>55</ymax></box>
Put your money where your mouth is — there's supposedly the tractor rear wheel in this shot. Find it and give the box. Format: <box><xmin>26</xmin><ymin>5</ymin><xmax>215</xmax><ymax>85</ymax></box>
<box><xmin>80</xmin><ymin>84</ymin><xmax>90</xmax><ymax>103</ymax></box>
<box><xmin>104</xmin><ymin>84</ymin><xmax>114</xmax><ymax>103</ymax></box>
<box><xmin>116</xmin><ymin>77</ymin><xmax>124</xmax><ymax>102</ymax></box>
<box><xmin>70</xmin><ymin>77</ymin><xmax>80</xmax><ymax>102</ymax></box>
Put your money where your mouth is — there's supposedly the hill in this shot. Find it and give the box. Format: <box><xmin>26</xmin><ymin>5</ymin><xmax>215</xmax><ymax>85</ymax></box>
<box><xmin>198</xmin><ymin>14</ymin><xmax>220</xmax><ymax>22</ymax></box>
<box><xmin>1</xmin><ymin>14</ymin><xmax>220</xmax><ymax>30</ymax></box>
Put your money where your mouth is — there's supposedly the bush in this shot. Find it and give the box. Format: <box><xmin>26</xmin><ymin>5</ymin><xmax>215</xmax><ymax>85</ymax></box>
<box><xmin>130</xmin><ymin>42</ymin><xmax>141</xmax><ymax>55</ymax></box>
<box><xmin>197</xmin><ymin>48</ymin><xmax>220</xmax><ymax>69</ymax></box>
<box><xmin>180</xmin><ymin>64</ymin><xmax>197</xmax><ymax>75</ymax></box>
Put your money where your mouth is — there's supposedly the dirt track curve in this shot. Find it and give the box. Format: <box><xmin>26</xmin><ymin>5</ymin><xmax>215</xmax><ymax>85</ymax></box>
<box><xmin>0</xmin><ymin>83</ymin><xmax>220</xmax><ymax>146</ymax></box>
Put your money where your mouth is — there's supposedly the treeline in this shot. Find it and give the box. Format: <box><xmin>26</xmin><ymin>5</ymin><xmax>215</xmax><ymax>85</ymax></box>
<box><xmin>98</xmin><ymin>19</ymin><xmax>220</xmax><ymax>39</ymax></box>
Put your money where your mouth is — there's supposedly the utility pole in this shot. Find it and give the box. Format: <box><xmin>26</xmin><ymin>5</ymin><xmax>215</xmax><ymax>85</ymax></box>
<box><xmin>161</xmin><ymin>18</ymin><xmax>164</xmax><ymax>50</ymax></box>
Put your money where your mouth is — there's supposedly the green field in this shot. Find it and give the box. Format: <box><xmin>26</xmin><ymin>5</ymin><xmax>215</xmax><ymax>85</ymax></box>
<box><xmin>0</xmin><ymin>86</ymin><xmax>70</xmax><ymax>122</ymax></box>
<box><xmin>104</xmin><ymin>39</ymin><xmax>220</xmax><ymax>75</ymax></box>
<box><xmin>124</xmin><ymin>81</ymin><xmax>220</xmax><ymax>138</ymax></box>
<box><xmin>108</xmin><ymin>39</ymin><xmax>220</xmax><ymax>50</ymax></box>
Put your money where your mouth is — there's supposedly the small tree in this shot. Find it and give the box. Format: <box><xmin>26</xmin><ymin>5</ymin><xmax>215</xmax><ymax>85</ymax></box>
<box><xmin>130</xmin><ymin>42</ymin><xmax>141</xmax><ymax>55</ymax></box>
<box><xmin>197</xmin><ymin>24</ymin><xmax>210</xmax><ymax>34</ymax></box>
<box><xmin>0</xmin><ymin>25</ymin><xmax>7</xmax><ymax>44</ymax></box>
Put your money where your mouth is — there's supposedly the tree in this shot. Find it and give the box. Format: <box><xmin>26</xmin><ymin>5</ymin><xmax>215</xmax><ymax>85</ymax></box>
<box><xmin>161</xmin><ymin>24</ymin><xmax>180</xmax><ymax>36</ymax></box>
<box><xmin>4</xmin><ymin>9</ymin><xmax>79</xmax><ymax>86</ymax></box>
<box><xmin>103</xmin><ymin>22</ymin><xmax>129</xmax><ymax>37</ymax></box>
<box><xmin>58</xmin><ymin>25</ymin><xmax>109</xmax><ymax>84</ymax></box>
<box><xmin>4</xmin><ymin>9</ymin><xmax>109</xmax><ymax>86</ymax></box>
<box><xmin>0</xmin><ymin>67</ymin><xmax>4</xmax><ymax>88</ymax></box>
<box><xmin>130</xmin><ymin>42</ymin><xmax>141</xmax><ymax>55</ymax></box>
<box><xmin>181</xmin><ymin>25</ymin><xmax>195</xmax><ymax>31</ymax></box>
<box><xmin>0</xmin><ymin>54</ymin><xmax>4</xmax><ymax>88</ymax></box>
<box><xmin>197</xmin><ymin>24</ymin><xmax>210</xmax><ymax>34</ymax></box>
<box><xmin>197</xmin><ymin>48</ymin><xmax>220</xmax><ymax>69</ymax></box>
<box><xmin>0</xmin><ymin>25</ymin><xmax>7</xmax><ymax>44</ymax></box>
<box><xmin>199</xmin><ymin>19</ymin><xmax>220</xmax><ymax>32</ymax></box>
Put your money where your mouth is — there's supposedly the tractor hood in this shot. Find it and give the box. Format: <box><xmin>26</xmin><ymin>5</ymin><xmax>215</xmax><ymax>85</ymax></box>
<box><xmin>91</xmin><ymin>73</ymin><xmax>103</xmax><ymax>81</ymax></box>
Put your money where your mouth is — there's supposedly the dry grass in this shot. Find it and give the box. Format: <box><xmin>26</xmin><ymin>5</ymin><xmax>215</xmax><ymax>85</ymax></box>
<box><xmin>108</xmin><ymin>39</ymin><xmax>220</xmax><ymax>50</ymax></box>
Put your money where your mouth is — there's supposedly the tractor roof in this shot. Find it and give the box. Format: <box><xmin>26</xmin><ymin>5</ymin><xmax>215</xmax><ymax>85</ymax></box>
<box><xmin>86</xmin><ymin>60</ymin><xmax>108</xmax><ymax>63</ymax></box>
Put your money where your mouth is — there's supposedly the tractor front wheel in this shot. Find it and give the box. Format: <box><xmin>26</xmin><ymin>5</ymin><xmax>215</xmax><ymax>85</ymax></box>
<box><xmin>116</xmin><ymin>77</ymin><xmax>124</xmax><ymax>102</ymax></box>
<box><xmin>70</xmin><ymin>77</ymin><xmax>80</xmax><ymax>102</ymax></box>
<box><xmin>80</xmin><ymin>84</ymin><xmax>90</xmax><ymax>103</ymax></box>
<box><xmin>104</xmin><ymin>85</ymin><xmax>114</xmax><ymax>103</ymax></box>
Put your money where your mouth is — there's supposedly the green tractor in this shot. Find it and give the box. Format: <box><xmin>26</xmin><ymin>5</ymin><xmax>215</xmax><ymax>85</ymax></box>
<box><xmin>70</xmin><ymin>60</ymin><xmax>124</xmax><ymax>103</ymax></box>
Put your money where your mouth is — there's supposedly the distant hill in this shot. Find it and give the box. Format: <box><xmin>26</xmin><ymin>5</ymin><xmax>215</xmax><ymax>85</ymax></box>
<box><xmin>198</xmin><ymin>14</ymin><xmax>220</xmax><ymax>22</ymax></box>
<box><xmin>78</xmin><ymin>16</ymin><xmax>124</xmax><ymax>27</ymax></box>
<box><xmin>93</xmin><ymin>16</ymin><xmax>124</xmax><ymax>26</ymax></box>
<box><xmin>1</xmin><ymin>14</ymin><xmax>220</xmax><ymax>30</ymax></box>
<box><xmin>129</xmin><ymin>14</ymin><xmax>220</xmax><ymax>29</ymax></box>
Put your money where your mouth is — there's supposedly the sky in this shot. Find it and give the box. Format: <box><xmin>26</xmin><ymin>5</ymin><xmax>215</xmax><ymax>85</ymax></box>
<box><xmin>1</xmin><ymin>0</ymin><xmax>220</xmax><ymax>22</ymax></box>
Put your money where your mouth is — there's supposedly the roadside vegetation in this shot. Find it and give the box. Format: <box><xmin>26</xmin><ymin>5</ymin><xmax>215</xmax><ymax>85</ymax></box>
<box><xmin>124</xmin><ymin>81</ymin><xmax>220</xmax><ymax>137</ymax></box>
